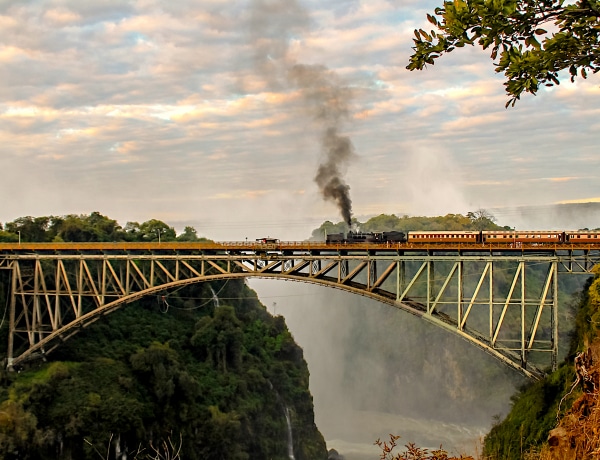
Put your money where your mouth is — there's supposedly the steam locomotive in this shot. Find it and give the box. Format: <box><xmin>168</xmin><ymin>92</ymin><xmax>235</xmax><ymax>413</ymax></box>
<box><xmin>325</xmin><ymin>230</ymin><xmax>600</xmax><ymax>244</ymax></box>
<box><xmin>325</xmin><ymin>231</ymin><xmax>406</xmax><ymax>243</ymax></box>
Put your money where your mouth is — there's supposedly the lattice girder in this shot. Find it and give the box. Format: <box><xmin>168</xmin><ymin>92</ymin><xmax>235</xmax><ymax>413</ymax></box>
<box><xmin>0</xmin><ymin>250</ymin><xmax>570</xmax><ymax>379</ymax></box>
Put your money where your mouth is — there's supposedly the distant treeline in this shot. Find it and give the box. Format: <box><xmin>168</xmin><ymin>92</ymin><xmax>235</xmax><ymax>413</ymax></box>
<box><xmin>0</xmin><ymin>212</ymin><xmax>201</xmax><ymax>243</ymax></box>
<box><xmin>310</xmin><ymin>209</ymin><xmax>508</xmax><ymax>240</ymax></box>
<box><xmin>0</xmin><ymin>209</ymin><xmax>508</xmax><ymax>244</ymax></box>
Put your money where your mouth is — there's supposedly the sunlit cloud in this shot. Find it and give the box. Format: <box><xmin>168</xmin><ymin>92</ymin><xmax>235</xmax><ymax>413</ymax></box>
<box><xmin>440</xmin><ymin>112</ymin><xmax>506</xmax><ymax>132</ymax></box>
<box><xmin>545</xmin><ymin>176</ymin><xmax>579</xmax><ymax>182</ymax></box>
<box><xmin>43</xmin><ymin>8</ymin><xmax>81</xmax><ymax>25</ymax></box>
<box><xmin>210</xmin><ymin>189</ymin><xmax>273</xmax><ymax>200</ymax></box>
<box><xmin>0</xmin><ymin>46</ymin><xmax>27</xmax><ymax>61</ymax></box>
<box><xmin>465</xmin><ymin>180</ymin><xmax>512</xmax><ymax>186</ymax></box>
<box><xmin>557</xmin><ymin>197</ymin><xmax>600</xmax><ymax>204</ymax></box>
<box><xmin>55</xmin><ymin>128</ymin><xmax>98</xmax><ymax>139</ymax></box>
<box><xmin>0</xmin><ymin>0</ymin><xmax>598</xmax><ymax>238</ymax></box>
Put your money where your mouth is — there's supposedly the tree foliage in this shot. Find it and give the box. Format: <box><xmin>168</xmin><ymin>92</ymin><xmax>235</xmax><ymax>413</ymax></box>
<box><xmin>311</xmin><ymin>211</ymin><xmax>505</xmax><ymax>238</ymax></box>
<box><xmin>177</xmin><ymin>226</ymin><xmax>201</xmax><ymax>242</ymax></box>
<box><xmin>0</xmin><ymin>213</ymin><xmax>198</xmax><ymax>243</ymax></box>
<box><xmin>407</xmin><ymin>0</ymin><xmax>600</xmax><ymax>106</ymax></box>
<box><xmin>4</xmin><ymin>216</ymin><xmax>51</xmax><ymax>242</ymax></box>
<box><xmin>467</xmin><ymin>208</ymin><xmax>497</xmax><ymax>230</ymax></box>
<box><xmin>0</xmin><ymin>278</ymin><xmax>327</xmax><ymax>459</ymax></box>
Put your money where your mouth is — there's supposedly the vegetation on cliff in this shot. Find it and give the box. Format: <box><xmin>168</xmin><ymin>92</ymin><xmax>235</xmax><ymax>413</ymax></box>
<box><xmin>0</xmin><ymin>213</ymin><xmax>327</xmax><ymax>460</ymax></box>
<box><xmin>0</xmin><ymin>211</ymin><xmax>595</xmax><ymax>459</ymax></box>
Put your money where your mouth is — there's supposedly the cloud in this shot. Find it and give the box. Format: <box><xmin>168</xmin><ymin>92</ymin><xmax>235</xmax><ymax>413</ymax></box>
<box><xmin>558</xmin><ymin>197</ymin><xmax>600</xmax><ymax>204</ymax></box>
<box><xmin>0</xmin><ymin>0</ymin><xmax>598</xmax><ymax>236</ymax></box>
<box><xmin>546</xmin><ymin>176</ymin><xmax>579</xmax><ymax>183</ymax></box>
<box><xmin>43</xmin><ymin>7</ymin><xmax>81</xmax><ymax>25</ymax></box>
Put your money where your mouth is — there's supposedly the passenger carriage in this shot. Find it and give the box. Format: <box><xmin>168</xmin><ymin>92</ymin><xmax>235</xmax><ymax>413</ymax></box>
<box><xmin>482</xmin><ymin>231</ymin><xmax>562</xmax><ymax>244</ymax></box>
<box><xmin>564</xmin><ymin>231</ymin><xmax>600</xmax><ymax>243</ymax></box>
<box><xmin>406</xmin><ymin>231</ymin><xmax>480</xmax><ymax>244</ymax></box>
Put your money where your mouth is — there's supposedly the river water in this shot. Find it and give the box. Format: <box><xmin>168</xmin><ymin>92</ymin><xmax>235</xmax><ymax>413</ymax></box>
<box><xmin>323</xmin><ymin>409</ymin><xmax>488</xmax><ymax>459</ymax></box>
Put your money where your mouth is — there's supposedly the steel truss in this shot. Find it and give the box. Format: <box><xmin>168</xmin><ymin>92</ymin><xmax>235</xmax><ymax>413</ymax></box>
<box><xmin>0</xmin><ymin>250</ymin><xmax>572</xmax><ymax>379</ymax></box>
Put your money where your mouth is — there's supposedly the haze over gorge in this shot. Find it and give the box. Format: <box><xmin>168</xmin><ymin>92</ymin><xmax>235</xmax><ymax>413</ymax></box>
<box><xmin>250</xmin><ymin>279</ymin><xmax>528</xmax><ymax>458</ymax></box>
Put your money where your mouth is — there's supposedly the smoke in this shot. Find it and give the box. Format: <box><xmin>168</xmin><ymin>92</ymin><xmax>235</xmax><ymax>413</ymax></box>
<box><xmin>247</xmin><ymin>0</ymin><xmax>355</xmax><ymax>226</ymax></box>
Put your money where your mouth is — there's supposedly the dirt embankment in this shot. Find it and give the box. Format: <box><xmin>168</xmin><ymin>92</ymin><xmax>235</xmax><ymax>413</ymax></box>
<box><xmin>535</xmin><ymin>341</ymin><xmax>600</xmax><ymax>460</ymax></box>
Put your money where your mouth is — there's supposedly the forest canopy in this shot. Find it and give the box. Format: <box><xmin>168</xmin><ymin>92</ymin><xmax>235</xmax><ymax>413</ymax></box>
<box><xmin>0</xmin><ymin>212</ymin><xmax>201</xmax><ymax>243</ymax></box>
<box><xmin>310</xmin><ymin>209</ymin><xmax>505</xmax><ymax>240</ymax></box>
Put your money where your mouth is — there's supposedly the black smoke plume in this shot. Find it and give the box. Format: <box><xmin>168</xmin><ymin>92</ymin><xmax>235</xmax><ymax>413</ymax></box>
<box><xmin>315</xmin><ymin>128</ymin><xmax>354</xmax><ymax>226</ymax></box>
<box><xmin>288</xmin><ymin>64</ymin><xmax>355</xmax><ymax>226</ymax></box>
<box><xmin>247</xmin><ymin>1</ymin><xmax>355</xmax><ymax>226</ymax></box>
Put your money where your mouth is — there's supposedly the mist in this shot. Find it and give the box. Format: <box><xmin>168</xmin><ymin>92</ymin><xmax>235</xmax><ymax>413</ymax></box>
<box><xmin>249</xmin><ymin>279</ymin><xmax>525</xmax><ymax>458</ymax></box>
<box><xmin>491</xmin><ymin>202</ymin><xmax>600</xmax><ymax>230</ymax></box>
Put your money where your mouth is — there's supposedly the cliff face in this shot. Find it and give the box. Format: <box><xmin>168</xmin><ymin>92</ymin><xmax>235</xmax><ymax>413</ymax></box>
<box><xmin>544</xmin><ymin>341</ymin><xmax>600</xmax><ymax>460</ymax></box>
<box><xmin>0</xmin><ymin>279</ymin><xmax>328</xmax><ymax>460</ymax></box>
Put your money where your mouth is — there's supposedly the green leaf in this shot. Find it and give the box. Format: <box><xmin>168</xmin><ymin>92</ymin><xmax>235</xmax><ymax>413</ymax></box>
<box><xmin>427</xmin><ymin>13</ymin><xmax>438</xmax><ymax>26</ymax></box>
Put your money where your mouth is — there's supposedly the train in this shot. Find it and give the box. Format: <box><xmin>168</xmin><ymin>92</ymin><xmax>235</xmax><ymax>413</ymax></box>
<box><xmin>325</xmin><ymin>230</ymin><xmax>600</xmax><ymax>244</ymax></box>
<box><xmin>325</xmin><ymin>231</ymin><xmax>406</xmax><ymax>243</ymax></box>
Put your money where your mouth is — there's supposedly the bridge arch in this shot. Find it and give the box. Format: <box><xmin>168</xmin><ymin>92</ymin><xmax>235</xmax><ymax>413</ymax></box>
<box><xmin>1</xmin><ymin>242</ymin><xmax>581</xmax><ymax>379</ymax></box>
<box><xmin>8</xmin><ymin>267</ymin><xmax>550</xmax><ymax>380</ymax></box>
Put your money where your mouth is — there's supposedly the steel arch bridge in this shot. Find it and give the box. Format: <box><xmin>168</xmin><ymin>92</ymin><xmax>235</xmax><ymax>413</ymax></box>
<box><xmin>0</xmin><ymin>241</ymin><xmax>598</xmax><ymax>379</ymax></box>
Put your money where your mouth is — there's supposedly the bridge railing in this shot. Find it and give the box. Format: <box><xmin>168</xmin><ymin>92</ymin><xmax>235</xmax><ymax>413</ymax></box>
<box><xmin>1</xmin><ymin>241</ymin><xmax>599</xmax><ymax>253</ymax></box>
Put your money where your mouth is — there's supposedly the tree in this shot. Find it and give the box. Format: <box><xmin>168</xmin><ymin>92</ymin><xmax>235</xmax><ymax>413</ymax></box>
<box><xmin>123</xmin><ymin>221</ymin><xmax>142</xmax><ymax>241</ymax></box>
<box><xmin>50</xmin><ymin>212</ymin><xmax>124</xmax><ymax>242</ymax></box>
<box><xmin>177</xmin><ymin>226</ymin><xmax>200</xmax><ymax>242</ymax></box>
<box><xmin>467</xmin><ymin>208</ymin><xmax>497</xmax><ymax>230</ymax></box>
<box><xmin>309</xmin><ymin>219</ymin><xmax>358</xmax><ymax>241</ymax></box>
<box><xmin>138</xmin><ymin>220</ymin><xmax>176</xmax><ymax>242</ymax></box>
<box><xmin>192</xmin><ymin>306</ymin><xmax>244</xmax><ymax>373</ymax></box>
<box><xmin>407</xmin><ymin>0</ymin><xmax>600</xmax><ymax>106</ymax></box>
<box><xmin>5</xmin><ymin>216</ymin><xmax>51</xmax><ymax>242</ymax></box>
<box><xmin>360</xmin><ymin>214</ymin><xmax>402</xmax><ymax>232</ymax></box>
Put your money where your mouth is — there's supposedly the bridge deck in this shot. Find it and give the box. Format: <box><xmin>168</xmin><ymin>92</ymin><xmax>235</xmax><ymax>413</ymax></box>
<box><xmin>0</xmin><ymin>241</ymin><xmax>599</xmax><ymax>255</ymax></box>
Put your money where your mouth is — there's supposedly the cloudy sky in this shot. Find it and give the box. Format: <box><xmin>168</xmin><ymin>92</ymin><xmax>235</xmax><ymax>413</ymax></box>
<box><xmin>2</xmin><ymin>0</ymin><xmax>599</xmax><ymax>240</ymax></box>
